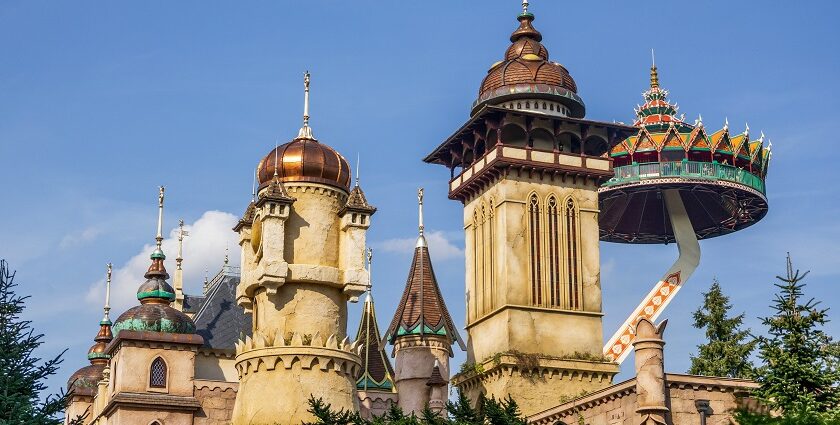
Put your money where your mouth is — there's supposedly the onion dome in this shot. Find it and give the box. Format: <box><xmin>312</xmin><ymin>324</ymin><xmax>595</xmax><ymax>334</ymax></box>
<box><xmin>112</xmin><ymin>187</ymin><xmax>197</xmax><ymax>336</ymax></box>
<box><xmin>257</xmin><ymin>139</ymin><xmax>350</xmax><ymax>191</ymax></box>
<box><xmin>67</xmin><ymin>364</ymin><xmax>106</xmax><ymax>396</ymax></box>
<box><xmin>473</xmin><ymin>1</ymin><xmax>584</xmax><ymax>118</ymax></box>
<box><xmin>256</xmin><ymin>71</ymin><xmax>351</xmax><ymax>191</ymax></box>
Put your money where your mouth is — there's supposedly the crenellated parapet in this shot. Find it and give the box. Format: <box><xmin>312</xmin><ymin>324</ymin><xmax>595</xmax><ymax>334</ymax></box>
<box><xmin>234</xmin><ymin>330</ymin><xmax>362</xmax><ymax>379</ymax></box>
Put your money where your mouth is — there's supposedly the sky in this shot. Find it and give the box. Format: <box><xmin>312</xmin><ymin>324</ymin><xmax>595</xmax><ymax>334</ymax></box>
<box><xmin>1</xmin><ymin>1</ymin><xmax>840</xmax><ymax>398</ymax></box>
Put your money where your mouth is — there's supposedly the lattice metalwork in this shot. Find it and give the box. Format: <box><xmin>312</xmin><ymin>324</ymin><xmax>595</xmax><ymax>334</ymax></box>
<box><xmin>149</xmin><ymin>357</ymin><xmax>167</xmax><ymax>388</ymax></box>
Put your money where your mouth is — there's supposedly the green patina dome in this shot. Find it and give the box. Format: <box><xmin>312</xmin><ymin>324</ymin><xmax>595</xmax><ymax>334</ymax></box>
<box><xmin>67</xmin><ymin>363</ymin><xmax>105</xmax><ymax>394</ymax></box>
<box><xmin>112</xmin><ymin>302</ymin><xmax>196</xmax><ymax>336</ymax></box>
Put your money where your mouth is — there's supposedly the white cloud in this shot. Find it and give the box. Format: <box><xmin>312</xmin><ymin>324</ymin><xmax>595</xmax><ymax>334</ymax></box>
<box><xmin>85</xmin><ymin>211</ymin><xmax>240</xmax><ymax>313</ymax></box>
<box><xmin>373</xmin><ymin>230</ymin><xmax>464</xmax><ymax>261</ymax></box>
<box><xmin>59</xmin><ymin>226</ymin><xmax>105</xmax><ymax>249</ymax></box>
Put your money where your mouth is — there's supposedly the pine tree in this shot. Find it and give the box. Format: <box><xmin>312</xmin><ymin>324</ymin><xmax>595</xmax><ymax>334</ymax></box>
<box><xmin>0</xmin><ymin>260</ymin><xmax>68</xmax><ymax>425</ymax></box>
<box><xmin>751</xmin><ymin>255</ymin><xmax>840</xmax><ymax>415</ymax></box>
<box><xmin>688</xmin><ymin>278</ymin><xmax>756</xmax><ymax>378</ymax></box>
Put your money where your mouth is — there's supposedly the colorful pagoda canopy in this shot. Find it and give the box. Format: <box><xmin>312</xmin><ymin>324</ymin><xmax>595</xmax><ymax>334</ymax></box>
<box><xmin>609</xmin><ymin>63</ymin><xmax>771</xmax><ymax>179</ymax></box>
<box><xmin>355</xmin><ymin>293</ymin><xmax>396</xmax><ymax>392</ymax></box>
<box><xmin>599</xmin><ymin>63</ymin><xmax>772</xmax><ymax>244</ymax></box>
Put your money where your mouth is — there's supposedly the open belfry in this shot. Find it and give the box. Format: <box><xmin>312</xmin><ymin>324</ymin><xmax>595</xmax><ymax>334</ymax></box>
<box><xmin>63</xmin><ymin>1</ymin><xmax>775</xmax><ymax>424</ymax></box>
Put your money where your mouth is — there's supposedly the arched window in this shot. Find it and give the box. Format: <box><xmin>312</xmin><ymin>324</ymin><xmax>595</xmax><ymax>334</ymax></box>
<box><xmin>149</xmin><ymin>357</ymin><xmax>167</xmax><ymax>388</ymax></box>
<box><xmin>528</xmin><ymin>194</ymin><xmax>542</xmax><ymax>306</ymax></box>
<box><xmin>565</xmin><ymin>198</ymin><xmax>581</xmax><ymax>310</ymax></box>
<box><xmin>546</xmin><ymin>196</ymin><xmax>561</xmax><ymax>307</ymax></box>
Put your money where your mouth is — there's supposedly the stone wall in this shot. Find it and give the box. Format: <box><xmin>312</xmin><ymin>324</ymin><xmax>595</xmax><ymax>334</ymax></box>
<box><xmin>194</xmin><ymin>380</ymin><xmax>238</xmax><ymax>425</ymax></box>
<box><xmin>528</xmin><ymin>374</ymin><xmax>759</xmax><ymax>425</ymax></box>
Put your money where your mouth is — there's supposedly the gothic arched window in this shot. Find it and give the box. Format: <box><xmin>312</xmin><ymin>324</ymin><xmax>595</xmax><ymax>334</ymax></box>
<box><xmin>565</xmin><ymin>198</ymin><xmax>581</xmax><ymax>310</ymax></box>
<box><xmin>528</xmin><ymin>194</ymin><xmax>542</xmax><ymax>306</ymax></box>
<box><xmin>149</xmin><ymin>357</ymin><xmax>167</xmax><ymax>388</ymax></box>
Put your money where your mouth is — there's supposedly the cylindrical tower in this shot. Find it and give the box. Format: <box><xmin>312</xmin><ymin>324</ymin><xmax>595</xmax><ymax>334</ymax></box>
<box><xmin>231</xmin><ymin>73</ymin><xmax>372</xmax><ymax>425</ymax></box>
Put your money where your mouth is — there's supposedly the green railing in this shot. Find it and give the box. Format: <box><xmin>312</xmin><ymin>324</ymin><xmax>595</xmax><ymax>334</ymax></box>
<box><xmin>605</xmin><ymin>161</ymin><xmax>766</xmax><ymax>194</ymax></box>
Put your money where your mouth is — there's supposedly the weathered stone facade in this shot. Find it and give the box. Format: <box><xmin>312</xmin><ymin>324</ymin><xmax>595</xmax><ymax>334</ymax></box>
<box><xmin>194</xmin><ymin>380</ymin><xmax>237</xmax><ymax>425</ymax></box>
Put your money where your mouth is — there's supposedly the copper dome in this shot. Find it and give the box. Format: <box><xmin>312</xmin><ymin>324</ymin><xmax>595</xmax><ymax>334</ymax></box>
<box><xmin>67</xmin><ymin>363</ymin><xmax>105</xmax><ymax>394</ymax></box>
<box><xmin>473</xmin><ymin>12</ymin><xmax>585</xmax><ymax>118</ymax></box>
<box><xmin>257</xmin><ymin>137</ymin><xmax>351</xmax><ymax>191</ymax></box>
<box><xmin>112</xmin><ymin>302</ymin><xmax>196</xmax><ymax>336</ymax></box>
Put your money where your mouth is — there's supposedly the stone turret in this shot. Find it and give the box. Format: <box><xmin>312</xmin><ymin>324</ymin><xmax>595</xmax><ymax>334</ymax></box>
<box><xmin>385</xmin><ymin>189</ymin><xmax>464</xmax><ymax>415</ymax></box>
<box><xmin>231</xmin><ymin>73</ymin><xmax>373</xmax><ymax>424</ymax></box>
<box><xmin>633</xmin><ymin>317</ymin><xmax>669</xmax><ymax>425</ymax></box>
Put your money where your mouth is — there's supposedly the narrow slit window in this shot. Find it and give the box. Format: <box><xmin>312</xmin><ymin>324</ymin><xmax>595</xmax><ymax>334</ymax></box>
<box><xmin>565</xmin><ymin>198</ymin><xmax>581</xmax><ymax>310</ymax></box>
<box><xmin>528</xmin><ymin>194</ymin><xmax>542</xmax><ymax>306</ymax></box>
<box><xmin>547</xmin><ymin>196</ymin><xmax>561</xmax><ymax>307</ymax></box>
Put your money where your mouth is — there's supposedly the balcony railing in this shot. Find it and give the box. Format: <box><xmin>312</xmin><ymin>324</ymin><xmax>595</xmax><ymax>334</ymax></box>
<box><xmin>604</xmin><ymin>161</ymin><xmax>765</xmax><ymax>194</ymax></box>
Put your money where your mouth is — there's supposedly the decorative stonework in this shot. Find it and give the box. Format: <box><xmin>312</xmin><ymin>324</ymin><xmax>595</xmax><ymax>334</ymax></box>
<box><xmin>234</xmin><ymin>330</ymin><xmax>361</xmax><ymax>378</ymax></box>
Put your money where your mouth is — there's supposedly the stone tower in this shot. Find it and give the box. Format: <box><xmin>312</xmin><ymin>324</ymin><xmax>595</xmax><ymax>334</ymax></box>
<box><xmin>423</xmin><ymin>2</ymin><xmax>635</xmax><ymax>415</ymax></box>
<box><xmin>385</xmin><ymin>189</ymin><xmax>464</xmax><ymax>415</ymax></box>
<box><xmin>231</xmin><ymin>72</ymin><xmax>373</xmax><ymax>424</ymax></box>
<box><xmin>106</xmin><ymin>187</ymin><xmax>204</xmax><ymax>424</ymax></box>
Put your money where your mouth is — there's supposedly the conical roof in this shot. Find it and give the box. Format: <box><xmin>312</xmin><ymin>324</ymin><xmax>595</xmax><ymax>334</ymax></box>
<box><xmin>385</xmin><ymin>239</ymin><xmax>464</xmax><ymax>350</ymax></box>
<box><xmin>354</xmin><ymin>294</ymin><xmax>395</xmax><ymax>392</ymax></box>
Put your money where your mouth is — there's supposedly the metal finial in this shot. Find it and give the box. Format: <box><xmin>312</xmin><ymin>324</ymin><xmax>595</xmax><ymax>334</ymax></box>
<box><xmin>252</xmin><ymin>167</ymin><xmax>257</xmax><ymax>202</ymax></box>
<box><xmin>298</xmin><ymin>71</ymin><xmax>314</xmax><ymax>139</ymax></box>
<box><xmin>273</xmin><ymin>139</ymin><xmax>279</xmax><ymax>178</ymax></box>
<box><xmin>224</xmin><ymin>245</ymin><xmax>230</xmax><ymax>266</ymax></box>
<box><xmin>416</xmin><ymin>188</ymin><xmax>427</xmax><ymax>248</ymax></box>
<box><xmin>203</xmin><ymin>269</ymin><xmax>209</xmax><ymax>294</ymax></box>
<box><xmin>649</xmin><ymin>49</ymin><xmax>660</xmax><ymax>89</ymax></box>
<box><xmin>418</xmin><ymin>188</ymin><xmax>425</xmax><ymax>236</ymax></box>
<box><xmin>156</xmin><ymin>186</ymin><xmax>165</xmax><ymax>249</ymax></box>
<box><xmin>176</xmin><ymin>219</ymin><xmax>189</xmax><ymax>269</ymax></box>
<box><xmin>102</xmin><ymin>263</ymin><xmax>112</xmax><ymax>323</ymax></box>
<box><xmin>355</xmin><ymin>153</ymin><xmax>360</xmax><ymax>187</ymax></box>
<box><xmin>522</xmin><ymin>0</ymin><xmax>529</xmax><ymax>15</ymax></box>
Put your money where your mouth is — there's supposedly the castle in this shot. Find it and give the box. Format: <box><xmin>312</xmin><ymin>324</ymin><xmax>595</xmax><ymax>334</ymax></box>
<box><xmin>65</xmin><ymin>2</ymin><xmax>769</xmax><ymax>424</ymax></box>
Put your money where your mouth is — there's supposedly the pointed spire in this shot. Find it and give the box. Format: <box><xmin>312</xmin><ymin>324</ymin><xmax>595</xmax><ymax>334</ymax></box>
<box><xmin>137</xmin><ymin>186</ymin><xmax>175</xmax><ymax>303</ymax></box>
<box><xmin>697</xmin><ymin>114</ymin><xmax>703</xmax><ymax>127</ymax></box>
<box><xmin>385</xmin><ymin>195</ymin><xmax>465</xmax><ymax>350</ymax></box>
<box><xmin>724</xmin><ymin>117</ymin><xmax>729</xmax><ymax>130</ymax></box>
<box><xmin>650</xmin><ymin>49</ymin><xmax>660</xmax><ymax>89</ymax></box>
<box><xmin>416</xmin><ymin>188</ymin><xmax>426</xmax><ymax>248</ymax></box>
<box><xmin>521</xmin><ymin>0</ymin><xmax>529</xmax><ymax>15</ymax></box>
<box><xmin>355</xmin><ymin>246</ymin><xmax>396</xmax><ymax>392</ymax></box>
<box><xmin>297</xmin><ymin>71</ymin><xmax>314</xmax><ymax>139</ymax></box>
<box><xmin>88</xmin><ymin>263</ymin><xmax>114</xmax><ymax>363</ymax></box>
<box><xmin>745</xmin><ymin>122</ymin><xmax>750</xmax><ymax>136</ymax></box>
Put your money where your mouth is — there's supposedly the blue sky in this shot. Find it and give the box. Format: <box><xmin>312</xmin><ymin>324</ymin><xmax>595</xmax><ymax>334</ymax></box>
<box><xmin>2</xmin><ymin>1</ymin><xmax>839</xmax><ymax>396</ymax></box>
